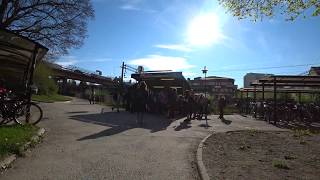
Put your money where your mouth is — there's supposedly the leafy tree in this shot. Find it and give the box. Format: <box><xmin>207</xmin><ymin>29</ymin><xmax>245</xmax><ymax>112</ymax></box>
<box><xmin>219</xmin><ymin>0</ymin><xmax>320</xmax><ymax>21</ymax></box>
<box><xmin>0</xmin><ymin>0</ymin><xmax>94</xmax><ymax>55</ymax></box>
<box><xmin>33</xmin><ymin>62</ymin><xmax>58</xmax><ymax>95</ymax></box>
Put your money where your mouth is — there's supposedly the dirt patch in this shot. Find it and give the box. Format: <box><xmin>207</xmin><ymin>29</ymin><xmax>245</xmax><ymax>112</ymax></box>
<box><xmin>202</xmin><ymin>130</ymin><xmax>320</xmax><ymax>180</ymax></box>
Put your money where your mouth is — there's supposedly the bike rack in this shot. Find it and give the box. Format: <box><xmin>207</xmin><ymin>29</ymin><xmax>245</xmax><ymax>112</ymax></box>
<box><xmin>238</xmin><ymin>76</ymin><xmax>320</xmax><ymax>124</ymax></box>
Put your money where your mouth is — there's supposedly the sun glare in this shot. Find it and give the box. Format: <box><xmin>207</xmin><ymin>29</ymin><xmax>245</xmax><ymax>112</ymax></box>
<box><xmin>187</xmin><ymin>13</ymin><xmax>223</xmax><ymax>46</ymax></box>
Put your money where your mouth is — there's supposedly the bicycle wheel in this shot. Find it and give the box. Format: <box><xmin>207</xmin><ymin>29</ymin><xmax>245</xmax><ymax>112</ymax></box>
<box><xmin>14</xmin><ymin>102</ymin><xmax>43</xmax><ymax>125</ymax></box>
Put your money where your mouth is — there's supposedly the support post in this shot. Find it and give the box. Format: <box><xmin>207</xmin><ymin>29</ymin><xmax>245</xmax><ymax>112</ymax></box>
<box><xmin>246</xmin><ymin>89</ymin><xmax>249</xmax><ymax>114</ymax></box>
<box><xmin>273</xmin><ymin>76</ymin><xmax>277</xmax><ymax>123</ymax></box>
<box><xmin>26</xmin><ymin>46</ymin><xmax>39</xmax><ymax>123</ymax></box>
<box><xmin>262</xmin><ymin>82</ymin><xmax>265</xmax><ymax>119</ymax></box>
<box><xmin>254</xmin><ymin>85</ymin><xmax>257</xmax><ymax>118</ymax></box>
<box><xmin>298</xmin><ymin>92</ymin><xmax>302</xmax><ymax>103</ymax></box>
<box><xmin>121</xmin><ymin>62</ymin><xmax>125</xmax><ymax>85</ymax></box>
<box><xmin>62</xmin><ymin>78</ymin><xmax>67</xmax><ymax>95</ymax></box>
<box><xmin>262</xmin><ymin>82</ymin><xmax>265</xmax><ymax>101</ymax></box>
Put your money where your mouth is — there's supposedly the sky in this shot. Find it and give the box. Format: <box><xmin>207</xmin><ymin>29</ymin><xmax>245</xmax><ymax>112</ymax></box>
<box><xmin>57</xmin><ymin>0</ymin><xmax>320</xmax><ymax>87</ymax></box>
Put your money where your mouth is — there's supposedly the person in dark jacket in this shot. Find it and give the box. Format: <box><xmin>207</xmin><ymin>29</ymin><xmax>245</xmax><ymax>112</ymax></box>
<box><xmin>218</xmin><ymin>96</ymin><xmax>226</xmax><ymax>119</ymax></box>
<box><xmin>134</xmin><ymin>81</ymin><xmax>148</xmax><ymax>126</ymax></box>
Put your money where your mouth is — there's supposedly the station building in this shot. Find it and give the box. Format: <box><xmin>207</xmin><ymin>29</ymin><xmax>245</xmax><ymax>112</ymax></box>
<box><xmin>189</xmin><ymin>76</ymin><xmax>237</xmax><ymax>100</ymax></box>
<box><xmin>131</xmin><ymin>71</ymin><xmax>190</xmax><ymax>94</ymax></box>
<box><xmin>244</xmin><ymin>73</ymin><xmax>273</xmax><ymax>88</ymax></box>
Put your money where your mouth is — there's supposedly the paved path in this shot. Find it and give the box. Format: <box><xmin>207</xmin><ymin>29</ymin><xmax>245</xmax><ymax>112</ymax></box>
<box><xmin>0</xmin><ymin>98</ymin><xmax>283</xmax><ymax>180</ymax></box>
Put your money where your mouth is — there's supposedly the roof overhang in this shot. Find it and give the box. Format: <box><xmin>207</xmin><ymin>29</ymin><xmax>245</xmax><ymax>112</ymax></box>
<box><xmin>0</xmin><ymin>28</ymin><xmax>48</xmax><ymax>88</ymax></box>
<box><xmin>131</xmin><ymin>72</ymin><xmax>190</xmax><ymax>89</ymax></box>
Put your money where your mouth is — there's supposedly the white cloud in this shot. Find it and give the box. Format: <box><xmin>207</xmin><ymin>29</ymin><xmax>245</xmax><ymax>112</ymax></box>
<box><xmin>154</xmin><ymin>44</ymin><xmax>192</xmax><ymax>52</ymax></box>
<box><xmin>120</xmin><ymin>4</ymin><xmax>141</xmax><ymax>11</ymax></box>
<box><xmin>91</xmin><ymin>58</ymin><xmax>112</xmax><ymax>62</ymax></box>
<box><xmin>129</xmin><ymin>54</ymin><xmax>194</xmax><ymax>71</ymax></box>
<box><xmin>119</xmin><ymin>0</ymin><xmax>156</xmax><ymax>13</ymax></box>
<box><xmin>56</xmin><ymin>61</ymin><xmax>77</xmax><ymax>67</ymax></box>
<box><xmin>182</xmin><ymin>72</ymin><xmax>197</xmax><ymax>77</ymax></box>
<box><xmin>56</xmin><ymin>56</ymin><xmax>78</xmax><ymax>67</ymax></box>
<box><xmin>56</xmin><ymin>56</ymin><xmax>112</xmax><ymax>67</ymax></box>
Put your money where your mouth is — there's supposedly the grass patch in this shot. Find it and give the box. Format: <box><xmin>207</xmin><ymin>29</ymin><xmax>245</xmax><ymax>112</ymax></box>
<box><xmin>272</xmin><ymin>159</ymin><xmax>290</xmax><ymax>169</ymax></box>
<box><xmin>293</xmin><ymin>129</ymin><xmax>313</xmax><ymax>137</ymax></box>
<box><xmin>97</xmin><ymin>101</ymin><xmax>113</xmax><ymax>107</ymax></box>
<box><xmin>211</xmin><ymin>105</ymin><xmax>239</xmax><ymax>115</ymax></box>
<box><xmin>0</xmin><ymin>125</ymin><xmax>39</xmax><ymax>159</ymax></box>
<box><xmin>32</xmin><ymin>94</ymin><xmax>72</xmax><ymax>103</ymax></box>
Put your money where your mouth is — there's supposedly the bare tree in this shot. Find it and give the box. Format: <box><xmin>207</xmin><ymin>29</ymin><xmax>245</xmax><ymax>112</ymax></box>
<box><xmin>219</xmin><ymin>0</ymin><xmax>320</xmax><ymax>21</ymax></box>
<box><xmin>0</xmin><ymin>0</ymin><xmax>94</xmax><ymax>55</ymax></box>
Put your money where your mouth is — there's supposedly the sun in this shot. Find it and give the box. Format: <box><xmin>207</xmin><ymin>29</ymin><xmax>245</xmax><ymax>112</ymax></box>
<box><xmin>187</xmin><ymin>13</ymin><xmax>223</xmax><ymax>46</ymax></box>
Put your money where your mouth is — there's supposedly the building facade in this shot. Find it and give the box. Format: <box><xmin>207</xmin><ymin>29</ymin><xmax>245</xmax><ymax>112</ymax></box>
<box><xmin>243</xmin><ymin>73</ymin><xmax>273</xmax><ymax>88</ymax></box>
<box><xmin>309</xmin><ymin>67</ymin><xmax>320</xmax><ymax>76</ymax></box>
<box><xmin>189</xmin><ymin>76</ymin><xmax>237</xmax><ymax>100</ymax></box>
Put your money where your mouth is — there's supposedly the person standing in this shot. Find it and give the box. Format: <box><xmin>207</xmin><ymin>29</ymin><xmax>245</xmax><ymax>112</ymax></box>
<box><xmin>134</xmin><ymin>81</ymin><xmax>148</xmax><ymax>126</ymax></box>
<box><xmin>218</xmin><ymin>96</ymin><xmax>226</xmax><ymax>119</ymax></box>
<box><xmin>111</xmin><ymin>91</ymin><xmax>120</xmax><ymax>112</ymax></box>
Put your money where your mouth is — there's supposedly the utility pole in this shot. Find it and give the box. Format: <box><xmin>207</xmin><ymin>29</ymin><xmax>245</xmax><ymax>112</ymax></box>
<box><xmin>121</xmin><ymin>61</ymin><xmax>125</xmax><ymax>85</ymax></box>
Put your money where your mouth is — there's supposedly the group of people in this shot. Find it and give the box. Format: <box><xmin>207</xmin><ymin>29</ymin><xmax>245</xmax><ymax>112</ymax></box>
<box><xmin>110</xmin><ymin>81</ymin><xmax>228</xmax><ymax>126</ymax></box>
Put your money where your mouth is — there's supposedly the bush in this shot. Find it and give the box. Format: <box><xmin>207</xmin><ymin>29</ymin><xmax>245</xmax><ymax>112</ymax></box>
<box><xmin>33</xmin><ymin>62</ymin><xmax>58</xmax><ymax>95</ymax></box>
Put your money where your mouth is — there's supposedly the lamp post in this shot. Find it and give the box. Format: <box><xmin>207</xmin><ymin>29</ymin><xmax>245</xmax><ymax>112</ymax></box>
<box><xmin>202</xmin><ymin>66</ymin><xmax>208</xmax><ymax>128</ymax></box>
<box><xmin>202</xmin><ymin>66</ymin><xmax>208</xmax><ymax>97</ymax></box>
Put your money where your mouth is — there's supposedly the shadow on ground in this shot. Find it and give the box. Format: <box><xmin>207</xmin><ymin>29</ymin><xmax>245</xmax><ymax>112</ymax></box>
<box><xmin>174</xmin><ymin>119</ymin><xmax>192</xmax><ymax>131</ymax></box>
<box><xmin>70</xmin><ymin>112</ymin><xmax>172</xmax><ymax>141</ymax></box>
<box><xmin>221</xmin><ymin>118</ymin><xmax>232</xmax><ymax>125</ymax></box>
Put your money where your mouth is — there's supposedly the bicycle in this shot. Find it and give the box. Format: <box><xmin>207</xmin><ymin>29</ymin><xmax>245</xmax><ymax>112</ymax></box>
<box><xmin>0</xmin><ymin>92</ymin><xmax>43</xmax><ymax>125</ymax></box>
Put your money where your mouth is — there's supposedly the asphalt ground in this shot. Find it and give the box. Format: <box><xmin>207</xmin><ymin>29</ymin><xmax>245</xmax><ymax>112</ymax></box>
<box><xmin>0</xmin><ymin>98</ymin><xmax>282</xmax><ymax>180</ymax></box>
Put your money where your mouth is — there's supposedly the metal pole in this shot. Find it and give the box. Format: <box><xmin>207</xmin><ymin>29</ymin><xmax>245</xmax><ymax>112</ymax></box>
<box><xmin>26</xmin><ymin>45</ymin><xmax>39</xmax><ymax>123</ymax></box>
<box><xmin>262</xmin><ymin>82</ymin><xmax>265</xmax><ymax>119</ymax></box>
<box><xmin>204</xmin><ymin>72</ymin><xmax>208</xmax><ymax>128</ymax></box>
<box><xmin>262</xmin><ymin>82</ymin><xmax>265</xmax><ymax>101</ymax></box>
<box><xmin>121</xmin><ymin>62</ymin><xmax>125</xmax><ymax>85</ymax></box>
<box><xmin>273</xmin><ymin>76</ymin><xmax>277</xmax><ymax>124</ymax></box>
<box><xmin>246</xmin><ymin>89</ymin><xmax>249</xmax><ymax>114</ymax></box>
<box><xmin>204</xmin><ymin>72</ymin><xmax>207</xmax><ymax>98</ymax></box>
<box><xmin>254</xmin><ymin>85</ymin><xmax>257</xmax><ymax>118</ymax></box>
<box><xmin>118</xmin><ymin>62</ymin><xmax>125</xmax><ymax>109</ymax></box>
<box><xmin>240</xmin><ymin>90</ymin><xmax>243</xmax><ymax>114</ymax></box>
<box><xmin>298</xmin><ymin>92</ymin><xmax>302</xmax><ymax>103</ymax></box>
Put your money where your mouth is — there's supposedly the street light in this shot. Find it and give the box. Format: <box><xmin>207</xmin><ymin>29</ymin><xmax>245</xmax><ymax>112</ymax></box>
<box><xmin>202</xmin><ymin>66</ymin><xmax>208</xmax><ymax>97</ymax></box>
<box><xmin>202</xmin><ymin>66</ymin><xmax>208</xmax><ymax>128</ymax></box>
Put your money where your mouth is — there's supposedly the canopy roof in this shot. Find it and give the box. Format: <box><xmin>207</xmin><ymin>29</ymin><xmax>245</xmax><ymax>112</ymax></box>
<box><xmin>251</xmin><ymin>75</ymin><xmax>320</xmax><ymax>87</ymax></box>
<box><xmin>0</xmin><ymin>28</ymin><xmax>48</xmax><ymax>67</ymax></box>
<box><xmin>131</xmin><ymin>72</ymin><xmax>190</xmax><ymax>90</ymax></box>
<box><xmin>239</xmin><ymin>87</ymin><xmax>320</xmax><ymax>93</ymax></box>
<box><xmin>0</xmin><ymin>28</ymin><xmax>48</xmax><ymax>90</ymax></box>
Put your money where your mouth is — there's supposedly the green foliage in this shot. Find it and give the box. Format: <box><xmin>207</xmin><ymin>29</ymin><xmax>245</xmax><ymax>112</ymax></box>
<box><xmin>33</xmin><ymin>63</ymin><xmax>58</xmax><ymax>95</ymax></box>
<box><xmin>0</xmin><ymin>125</ymin><xmax>38</xmax><ymax>158</ymax></box>
<box><xmin>211</xmin><ymin>104</ymin><xmax>239</xmax><ymax>115</ymax></box>
<box><xmin>293</xmin><ymin>129</ymin><xmax>313</xmax><ymax>137</ymax></box>
<box><xmin>272</xmin><ymin>159</ymin><xmax>290</xmax><ymax>169</ymax></box>
<box><xmin>219</xmin><ymin>0</ymin><xmax>320</xmax><ymax>21</ymax></box>
<box><xmin>32</xmin><ymin>94</ymin><xmax>72</xmax><ymax>103</ymax></box>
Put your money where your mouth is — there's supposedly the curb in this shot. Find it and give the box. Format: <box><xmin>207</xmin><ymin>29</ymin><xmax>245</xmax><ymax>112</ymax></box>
<box><xmin>196</xmin><ymin>133</ymin><xmax>213</xmax><ymax>180</ymax></box>
<box><xmin>59</xmin><ymin>100</ymin><xmax>72</xmax><ymax>103</ymax></box>
<box><xmin>0</xmin><ymin>127</ymin><xmax>45</xmax><ymax>171</ymax></box>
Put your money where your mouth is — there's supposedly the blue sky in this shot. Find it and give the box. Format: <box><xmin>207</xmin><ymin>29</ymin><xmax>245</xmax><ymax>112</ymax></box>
<box><xmin>57</xmin><ymin>0</ymin><xmax>320</xmax><ymax>87</ymax></box>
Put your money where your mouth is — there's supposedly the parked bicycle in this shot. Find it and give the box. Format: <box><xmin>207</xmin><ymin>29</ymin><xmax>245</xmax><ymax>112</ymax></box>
<box><xmin>0</xmin><ymin>91</ymin><xmax>43</xmax><ymax>125</ymax></box>
<box><xmin>238</xmin><ymin>99</ymin><xmax>320</xmax><ymax>125</ymax></box>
